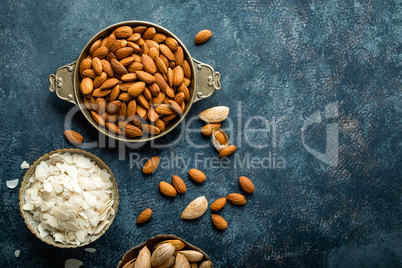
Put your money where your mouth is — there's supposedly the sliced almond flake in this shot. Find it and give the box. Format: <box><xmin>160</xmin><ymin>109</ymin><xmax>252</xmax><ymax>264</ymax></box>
<box><xmin>71</xmin><ymin>180</ymin><xmax>81</xmax><ymax>193</ymax></box>
<box><xmin>66</xmin><ymin>165</ymin><xmax>78</xmax><ymax>181</ymax></box>
<box><xmin>76</xmin><ymin>230</ymin><xmax>85</xmax><ymax>243</ymax></box>
<box><xmin>75</xmin><ymin>155</ymin><xmax>92</xmax><ymax>169</ymax></box>
<box><xmin>38</xmin><ymin>223</ymin><xmax>49</xmax><ymax>238</ymax></box>
<box><xmin>21</xmin><ymin>161</ymin><xmax>30</xmax><ymax>169</ymax></box>
<box><xmin>14</xmin><ymin>249</ymin><xmax>21</xmax><ymax>258</ymax></box>
<box><xmin>89</xmin><ymin>214</ymin><xmax>99</xmax><ymax>227</ymax></box>
<box><xmin>53</xmin><ymin>208</ymin><xmax>69</xmax><ymax>221</ymax></box>
<box><xmin>35</xmin><ymin>161</ymin><xmax>49</xmax><ymax>181</ymax></box>
<box><xmin>54</xmin><ymin>232</ymin><xmax>65</xmax><ymax>243</ymax></box>
<box><xmin>84</xmin><ymin>248</ymin><xmax>96</xmax><ymax>253</ymax></box>
<box><xmin>63</xmin><ymin>221</ymin><xmax>80</xmax><ymax>232</ymax></box>
<box><xmin>43</xmin><ymin>182</ymin><xmax>53</xmax><ymax>193</ymax></box>
<box><xmin>83</xmin><ymin>192</ymin><xmax>97</xmax><ymax>207</ymax></box>
<box><xmin>40</xmin><ymin>201</ymin><xmax>50</xmax><ymax>212</ymax></box>
<box><xmin>22</xmin><ymin>203</ymin><xmax>34</xmax><ymax>211</ymax></box>
<box><xmin>64</xmin><ymin>258</ymin><xmax>83</xmax><ymax>268</ymax></box>
<box><xmin>6</xmin><ymin>179</ymin><xmax>19</xmax><ymax>189</ymax></box>
<box><xmin>62</xmin><ymin>153</ymin><xmax>73</xmax><ymax>165</ymax></box>
<box><xmin>94</xmin><ymin>220</ymin><xmax>109</xmax><ymax>235</ymax></box>
<box><xmin>47</xmin><ymin>215</ymin><xmax>58</xmax><ymax>228</ymax></box>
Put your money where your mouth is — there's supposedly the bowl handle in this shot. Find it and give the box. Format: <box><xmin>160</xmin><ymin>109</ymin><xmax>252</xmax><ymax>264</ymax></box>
<box><xmin>49</xmin><ymin>61</ymin><xmax>78</xmax><ymax>105</ymax></box>
<box><xmin>193</xmin><ymin>59</ymin><xmax>221</xmax><ymax>102</ymax></box>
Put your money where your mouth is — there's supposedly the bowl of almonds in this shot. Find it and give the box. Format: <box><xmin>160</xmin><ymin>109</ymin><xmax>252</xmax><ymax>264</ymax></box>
<box><xmin>19</xmin><ymin>148</ymin><xmax>119</xmax><ymax>248</ymax></box>
<box><xmin>117</xmin><ymin>234</ymin><xmax>214</xmax><ymax>268</ymax></box>
<box><xmin>49</xmin><ymin>21</ymin><xmax>221</xmax><ymax>142</ymax></box>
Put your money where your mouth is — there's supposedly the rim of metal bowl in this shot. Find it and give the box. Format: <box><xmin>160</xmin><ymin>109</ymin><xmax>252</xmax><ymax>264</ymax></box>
<box><xmin>74</xmin><ymin>21</ymin><xmax>196</xmax><ymax>143</ymax></box>
<box><xmin>19</xmin><ymin>148</ymin><xmax>119</xmax><ymax>248</ymax></box>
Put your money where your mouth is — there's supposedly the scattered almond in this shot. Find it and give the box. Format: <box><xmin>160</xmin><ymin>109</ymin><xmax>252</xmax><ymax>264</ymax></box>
<box><xmin>201</xmin><ymin>123</ymin><xmax>221</xmax><ymax>136</ymax></box>
<box><xmin>226</xmin><ymin>193</ymin><xmax>247</xmax><ymax>205</ymax></box>
<box><xmin>210</xmin><ymin>198</ymin><xmax>226</xmax><ymax>212</ymax></box>
<box><xmin>211</xmin><ymin>214</ymin><xmax>228</xmax><ymax>231</ymax></box>
<box><xmin>64</xmin><ymin>130</ymin><xmax>83</xmax><ymax>145</ymax></box>
<box><xmin>172</xmin><ymin>175</ymin><xmax>187</xmax><ymax>194</ymax></box>
<box><xmin>188</xmin><ymin>169</ymin><xmax>206</xmax><ymax>184</ymax></box>
<box><xmin>219</xmin><ymin>145</ymin><xmax>237</xmax><ymax>157</ymax></box>
<box><xmin>159</xmin><ymin>181</ymin><xmax>177</xmax><ymax>197</ymax></box>
<box><xmin>195</xmin><ymin>29</ymin><xmax>212</xmax><ymax>44</ymax></box>
<box><xmin>181</xmin><ymin>196</ymin><xmax>208</xmax><ymax>220</ymax></box>
<box><xmin>239</xmin><ymin>176</ymin><xmax>255</xmax><ymax>194</ymax></box>
<box><xmin>199</xmin><ymin>106</ymin><xmax>229</xmax><ymax>123</ymax></box>
<box><xmin>142</xmin><ymin>156</ymin><xmax>160</xmax><ymax>174</ymax></box>
<box><xmin>136</xmin><ymin>208</ymin><xmax>152</xmax><ymax>224</ymax></box>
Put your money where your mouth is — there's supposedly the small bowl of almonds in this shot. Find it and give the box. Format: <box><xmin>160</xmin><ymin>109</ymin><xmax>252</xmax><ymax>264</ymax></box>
<box><xmin>19</xmin><ymin>148</ymin><xmax>119</xmax><ymax>248</ymax></box>
<box><xmin>49</xmin><ymin>21</ymin><xmax>221</xmax><ymax>142</ymax></box>
<box><xmin>117</xmin><ymin>234</ymin><xmax>214</xmax><ymax>268</ymax></box>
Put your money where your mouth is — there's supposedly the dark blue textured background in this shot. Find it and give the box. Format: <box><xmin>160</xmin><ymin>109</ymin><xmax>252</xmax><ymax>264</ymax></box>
<box><xmin>1</xmin><ymin>0</ymin><xmax>401</xmax><ymax>267</ymax></box>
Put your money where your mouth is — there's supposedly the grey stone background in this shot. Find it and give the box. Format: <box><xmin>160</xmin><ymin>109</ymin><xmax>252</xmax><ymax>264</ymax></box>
<box><xmin>0</xmin><ymin>0</ymin><xmax>401</xmax><ymax>267</ymax></box>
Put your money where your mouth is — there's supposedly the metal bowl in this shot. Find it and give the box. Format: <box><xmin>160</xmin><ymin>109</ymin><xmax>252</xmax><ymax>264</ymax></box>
<box><xmin>19</xmin><ymin>148</ymin><xmax>119</xmax><ymax>248</ymax></box>
<box><xmin>49</xmin><ymin>21</ymin><xmax>221</xmax><ymax>142</ymax></box>
<box><xmin>117</xmin><ymin>234</ymin><xmax>214</xmax><ymax>268</ymax></box>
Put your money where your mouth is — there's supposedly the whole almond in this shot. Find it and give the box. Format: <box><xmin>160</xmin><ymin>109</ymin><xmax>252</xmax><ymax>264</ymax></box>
<box><xmin>188</xmin><ymin>169</ymin><xmax>206</xmax><ymax>184</ymax></box>
<box><xmin>110</xmin><ymin>40</ymin><xmax>124</xmax><ymax>54</ymax></box>
<box><xmin>154</xmin><ymin>119</ymin><xmax>166</xmax><ymax>131</ymax></box>
<box><xmin>201</xmin><ymin>123</ymin><xmax>222</xmax><ymax>136</ymax></box>
<box><xmin>211</xmin><ymin>214</ymin><xmax>228</xmax><ymax>231</ymax></box>
<box><xmin>93</xmin><ymin>72</ymin><xmax>108</xmax><ymax>88</ymax></box>
<box><xmin>64</xmin><ymin>130</ymin><xmax>83</xmax><ymax>145</ymax></box>
<box><xmin>151</xmin><ymin>243</ymin><xmax>175</xmax><ymax>268</ymax></box>
<box><xmin>148</xmin><ymin>47</ymin><xmax>159</xmax><ymax>60</ymax></box>
<box><xmin>103</xmin><ymin>112</ymin><xmax>119</xmax><ymax>122</ymax></box>
<box><xmin>182</xmin><ymin>60</ymin><xmax>192</xmax><ymax>79</ymax></box>
<box><xmin>154</xmin><ymin>73</ymin><xmax>168</xmax><ymax>92</ymax></box>
<box><xmin>124</xmin><ymin>124</ymin><xmax>143</xmax><ymax>138</ymax></box>
<box><xmin>141</xmin><ymin>54</ymin><xmax>157</xmax><ymax>74</ymax></box>
<box><xmin>199</xmin><ymin>261</ymin><xmax>213</xmax><ymax>268</ymax></box>
<box><xmin>136</xmin><ymin>71</ymin><xmax>156</xmax><ymax>84</ymax></box>
<box><xmin>142</xmin><ymin>27</ymin><xmax>156</xmax><ymax>40</ymax></box>
<box><xmin>174</xmin><ymin>92</ymin><xmax>185</xmax><ymax>106</ymax></box>
<box><xmin>115</xmin><ymin>47</ymin><xmax>134</xmax><ymax>60</ymax></box>
<box><xmin>128</xmin><ymin>33</ymin><xmax>141</xmax><ymax>42</ymax></box>
<box><xmin>100</xmin><ymin>78</ymin><xmax>119</xmax><ymax>90</ymax></box>
<box><xmin>167</xmin><ymin>68</ymin><xmax>173</xmax><ymax>87</ymax></box>
<box><xmin>119</xmin><ymin>102</ymin><xmax>127</xmax><ymax>120</ymax></box>
<box><xmin>101</xmin><ymin>59</ymin><xmax>114</xmax><ymax>77</ymax></box>
<box><xmin>134</xmin><ymin>246</ymin><xmax>151</xmax><ymax>268</ymax></box>
<box><xmin>136</xmin><ymin>105</ymin><xmax>147</xmax><ymax>118</ymax></box>
<box><xmin>155</xmin><ymin>104</ymin><xmax>174</xmax><ymax>115</ymax></box>
<box><xmin>195</xmin><ymin>29</ymin><xmax>212</xmax><ymax>44</ymax></box>
<box><xmin>165</xmin><ymin>37</ymin><xmax>179</xmax><ymax>51</ymax></box>
<box><xmin>143</xmin><ymin>156</ymin><xmax>160</xmax><ymax>174</ymax></box>
<box><xmin>175</xmin><ymin>253</ymin><xmax>190</xmax><ymax>268</ymax></box>
<box><xmin>136</xmin><ymin>208</ymin><xmax>152</xmax><ymax>224</ymax></box>
<box><xmin>106</xmin><ymin>122</ymin><xmax>120</xmax><ymax>134</ymax></box>
<box><xmin>152</xmin><ymin>92</ymin><xmax>165</xmax><ymax>106</ymax></box>
<box><xmin>114</xmin><ymin>26</ymin><xmax>133</xmax><ymax>38</ymax></box>
<box><xmin>96</xmin><ymin>98</ymin><xmax>107</xmax><ymax>113</ymax></box>
<box><xmin>121</xmin><ymin>73</ymin><xmax>137</xmax><ymax>82</ymax></box>
<box><xmin>154</xmin><ymin>240</ymin><xmax>185</xmax><ymax>251</ymax></box>
<box><xmin>178</xmin><ymin>250</ymin><xmax>204</xmax><ymax>262</ymax></box>
<box><xmin>128</xmin><ymin>82</ymin><xmax>146</xmax><ymax>97</ymax></box>
<box><xmin>172</xmin><ymin>175</ymin><xmax>187</xmax><ymax>194</ymax></box>
<box><xmin>82</xmin><ymin>69</ymin><xmax>96</xmax><ymax>79</ymax></box>
<box><xmin>110</xmin><ymin>58</ymin><xmax>128</xmax><ymax>74</ymax></box>
<box><xmin>168</xmin><ymin>100</ymin><xmax>183</xmax><ymax>116</ymax></box>
<box><xmin>137</xmin><ymin>94</ymin><xmax>150</xmax><ymax>109</ymax></box>
<box><xmin>133</xmin><ymin>26</ymin><xmax>147</xmax><ymax>33</ymax></box>
<box><xmin>102</xmin><ymin>33</ymin><xmax>116</xmax><ymax>50</ymax></box>
<box><xmin>145</xmin><ymin>39</ymin><xmax>159</xmax><ymax>50</ymax></box>
<box><xmin>178</xmin><ymin>83</ymin><xmax>190</xmax><ymax>101</ymax></box>
<box><xmin>152</xmin><ymin>33</ymin><xmax>167</xmax><ymax>43</ymax></box>
<box><xmin>148</xmin><ymin>83</ymin><xmax>160</xmax><ymax>96</ymax></box>
<box><xmin>120</xmin><ymin>57</ymin><xmax>135</xmax><ymax>67</ymax></box>
<box><xmin>89</xmin><ymin>39</ymin><xmax>102</xmax><ymax>55</ymax></box>
<box><xmin>91</xmin><ymin>111</ymin><xmax>105</xmax><ymax>126</ymax></box>
<box><xmin>119</xmin><ymin>92</ymin><xmax>133</xmax><ymax>102</ymax></box>
<box><xmin>219</xmin><ymin>145</ymin><xmax>237</xmax><ymax>157</ymax></box>
<box><xmin>147</xmin><ymin>107</ymin><xmax>159</xmax><ymax>122</ymax></box>
<box><xmin>165</xmin><ymin>86</ymin><xmax>175</xmax><ymax>98</ymax></box>
<box><xmin>127</xmin><ymin>41</ymin><xmax>142</xmax><ymax>54</ymax></box>
<box><xmin>91</xmin><ymin>57</ymin><xmax>103</xmax><ymax>75</ymax></box>
<box><xmin>159</xmin><ymin>181</ymin><xmax>177</xmax><ymax>197</ymax></box>
<box><xmin>210</xmin><ymin>197</ymin><xmax>226</xmax><ymax>211</ymax></box>
<box><xmin>154</xmin><ymin>56</ymin><xmax>168</xmax><ymax>74</ymax></box>
<box><xmin>126</xmin><ymin>100</ymin><xmax>137</xmax><ymax>120</ymax></box>
<box><xmin>174</xmin><ymin>46</ymin><xmax>184</xmax><ymax>66</ymax></box>
<box><xmin>226</xmin><ymin>193</ymin><xmax>247</xmax><ymax>205</ymax></box>
<box><xmin>239</xmin><ymin>176</ymin><xmax>255</xmax><ymax>194</ymax></box>
<box><xmin>107</xmin><ymin>51</ymin><xmax>117</xmax><ymax>62</ymax></box>
<box><xmin>128</xmin><ymin>62</ymin><xmax>144</xmax><ymax>73</ymax></box>
<box><xmin>199</xmin><ymin>106</ymin><xmax>229</xmax><ymax>123</ymax></box>
<box><xmin>92</xmin><ymin>88</ymin><xmax>111</xmax><ymax>98</ymax></box>
<box><xmin>106</xmin><ymin>100</ymin><xmax>121</xmax><ymax>114</ymax></box>
<box><xmin>172</xmin><ymin>66</ymin><xmax>184</xmax><ymax>86</ymax></box>
<box><xmin>92</xmin><ymin>46</ymin><xmax>109</xmax><ymax>59</ymax></box>
<box><xmin>80</xmin><ymin>78</ymin><xmax>93</xmax><ymax>95</ymax></box>
<box><xmin>160</xmin><ymin>44</ymin><xmax>175</xmax><ymax>61</ymax></box>
<box><xmin>142</xmin><ymin>124</ymin><xmax>161</xmax><ymax>135</ymax></box>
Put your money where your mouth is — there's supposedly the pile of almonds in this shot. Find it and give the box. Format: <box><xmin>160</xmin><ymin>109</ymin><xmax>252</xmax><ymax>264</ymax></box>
<box><xmin>79</xmin><ymin>25</ymin><xmax>192</xmax><ymax>138</ymax></box>
<box><xmin>122</xmin><ymin>239</ymin><xmax>213</xmax><ymax>268</ymax></box>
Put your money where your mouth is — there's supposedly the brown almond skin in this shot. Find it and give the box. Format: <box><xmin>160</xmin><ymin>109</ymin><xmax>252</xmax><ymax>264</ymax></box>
<box><xmin>143</xmin><ymin>156</ymin><xmax>160</xmax><ymax>174</ymax></box>
<box><xmin>136</xmin><ymin>208</ymin><xmax>152</xmax><ymax>224</ymax></box>
<box><xmin>219</xmin><ymin>145</ymin><xmax>237</xmax><ymax>157</ymax></box>
<box><xmin>105</xmin><ymin>122</ymin><xmax>120</xmax><ymax>134</ymax></box>
<box><xmin>159</xmin><ymin>181</ymin><xmax>177</xmax><ymax>197</ymax></box>
<box><xmin>195</xmin><ymin>29</ymin><xmax>212</xmax><ymax>44</ymax></box>
<box><xmin>188</xmin><ymin>169</ymin><xmax>206</xmax><ymax>183</ymax></box>
<box><xmin>211</xmin><ymin>214</ymin><xmax>228</xmax><ymax>231</ymax></box>
<box><xmin>124</xmin><ymin>124</ymin><xmax>143</xmax><ymax>137</ymax></box>
<box><xmin>239</xmin><ymin>176</ymin><xmax>255</xmax><ymax>194</ymax></box>
<box><xmin>64</xmin><ymin>130</ymin><xmax>83</xmax><ymax>145</ymax></box>
<box><xmin>172</xmin><ymin>175</ymin><xmax>187</xmax><ymax>194</ymax></box>
<box><xmin>226</xmin><ymin>193</ymin><xmax>247</xmax><ymax>205</ymax></box>
<box><xmin>210</xmin><ymin>198</ymin><xmax>226</xmax><ymax>211</ymax></box>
